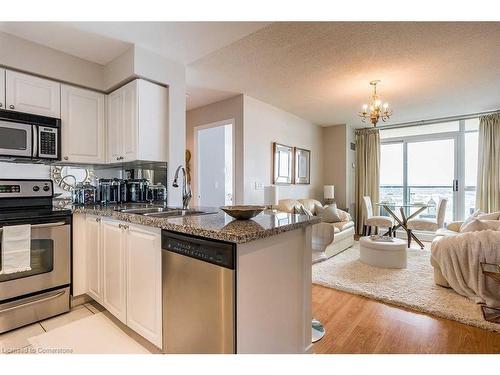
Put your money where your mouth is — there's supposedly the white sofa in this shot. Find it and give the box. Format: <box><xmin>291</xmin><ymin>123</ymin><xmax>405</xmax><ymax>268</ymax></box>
<box><xmin>431</xmin><ymin>215</ymin><xmax>500</xmax><ymax>287</ymax></box>
<box><xmin>277</xmin><ymin>198</ymin><xmax>355</xmax><ymax>262</ymax></box>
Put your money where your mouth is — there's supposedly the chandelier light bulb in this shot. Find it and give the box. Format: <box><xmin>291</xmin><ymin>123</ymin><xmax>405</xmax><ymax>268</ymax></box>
<box><xmin>383</xmin><ymin>103</ymin><xmax>389</xmax><ymax>109</ymax></box>
<box><xmin>362</xmin><ymin>104</ymin><xmax>368</xmax><ymax>111</ymax></box>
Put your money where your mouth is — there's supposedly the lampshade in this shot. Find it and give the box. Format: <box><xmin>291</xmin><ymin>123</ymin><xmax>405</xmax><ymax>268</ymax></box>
<box><xmin>323</xmin><ymin>185</ymin><xmax>335</xmax><ymax>199</ymax></box>
<box><xmin>264</xmin><ymin>185</ymin><xmax>279</xmax><ymax>206</ymax></box>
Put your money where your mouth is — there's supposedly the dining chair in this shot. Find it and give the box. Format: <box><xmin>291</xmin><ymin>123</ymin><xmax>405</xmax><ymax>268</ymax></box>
<box><xmin>362</xmin><ymin>196</ymin><xmax>394</xmax><ymax>236</ymax></box>
<box><xmin>407</xmin><ymin>198</ymin><xmax>448</xmax><ymax>247</ymax></box>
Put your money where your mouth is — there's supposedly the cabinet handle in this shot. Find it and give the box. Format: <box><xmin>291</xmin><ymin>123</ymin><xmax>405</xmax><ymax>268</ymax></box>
<box><xmin>123</xmin><ymin>224</ymin><xmax>129</xmax><ymax>230</ymax></box>
<box><xmin>0</xmin><ymin>103</ymin><xmax>3</xmax><ymax>108</ymax></box>
<box><xmin>63</xmin><ymin>156</ymin><xmax>69</xmax><ymax>161</ymax></box>
<box><xmin>9</xmin><ymin>105</ymin><xmax>15</xmax><ymax>109</ymax></box>
<box><xmin>95</xmin><ymin>217</ymin><xmax>101</xmax><ymax>223</ymax></box>
<box><xmin>118</xmin><ymin>224</ymin><xmax>123</xmax><ymax>229</ymax></box>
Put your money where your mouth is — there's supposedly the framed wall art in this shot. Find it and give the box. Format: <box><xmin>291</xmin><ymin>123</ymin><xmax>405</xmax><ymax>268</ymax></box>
<box><xmin>272</xmin><ymin>142</ymin><xmax>293</xmax><ymax>184</ymax></box>
<box><xmin>294</xmin><ymin>147</ymin><xmax>311</xmax><ymax>184</ymax></box>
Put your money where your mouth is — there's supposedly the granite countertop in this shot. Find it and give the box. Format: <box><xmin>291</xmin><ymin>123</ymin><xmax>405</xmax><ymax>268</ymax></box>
<box><xmin>72</xmin><ymin>204</ymin><xmax>321</xmax><ymax>244</ymax></box>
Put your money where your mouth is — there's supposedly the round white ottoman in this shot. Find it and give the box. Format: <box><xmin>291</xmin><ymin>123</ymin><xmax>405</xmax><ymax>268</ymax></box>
<box><xmin>359</xmin><ymin>237</ymin><xmax>408</xmax><ymax>269</ymax></box>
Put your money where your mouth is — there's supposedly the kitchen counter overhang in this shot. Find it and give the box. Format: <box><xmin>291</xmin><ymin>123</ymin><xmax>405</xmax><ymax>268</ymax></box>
<box><xmin>72</xmin><ymin>205</ymin><xmax>321</xmax><ymax>244</ymax></box>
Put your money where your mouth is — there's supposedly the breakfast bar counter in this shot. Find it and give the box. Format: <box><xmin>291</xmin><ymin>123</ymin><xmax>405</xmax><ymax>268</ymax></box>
<box><xmin>72</xmin><ymin>203</ymin><xmax>320</xmax><ymax>244</ymax></box>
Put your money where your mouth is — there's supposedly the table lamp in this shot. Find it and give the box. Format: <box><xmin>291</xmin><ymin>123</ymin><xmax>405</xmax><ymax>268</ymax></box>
<box><xmin>264</xmin><ymin>185</ymin><xmax>279</xmax><ymax>211</ymax></box>
<box><xmin>323</xmin><ymin>185</ymin><xmax>335</xmax><ymax>205</ymax></box>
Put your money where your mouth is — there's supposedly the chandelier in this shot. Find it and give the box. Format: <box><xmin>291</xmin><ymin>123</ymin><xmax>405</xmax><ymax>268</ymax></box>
<box><xmin>358</xmin><ymin>80</ymin><xmax>392</xmax><ymax>127</ymax></box>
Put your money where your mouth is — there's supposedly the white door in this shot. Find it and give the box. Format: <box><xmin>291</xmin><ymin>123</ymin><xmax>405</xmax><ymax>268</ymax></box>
<box><xmin>6</xmin><ymin>70</ymin><xmax>60</xmax><ymax>118</ymax></box>
<box><xmin>61</xmin><ymin>85</ymin><xmax>105</xmax><ymax>164</ymax></box>
<box><xmin>196</xmin><ymin>123</ymin><xmax>233</xmax><ymax>206</ymax></box>
<box><xmin>0</xmin><ymin>68</ymin><xmax>5</xmax><ymax>110</ymax></box>
<box><xmin>121</xmin><ymin>81</ymin><xmax>137</xmax><ymax>162</ymax></box>
<box><xmin>102</xmin><ymin>219</ymin><xmax>127</xmax><ymax>323</ymax></box>
<box><xmin>107</xmin><ymin>89</ymin><xmax>123</xmax><ymax>162</ymax></box>
<box><xmin>86</xmin><ymin>216</ymin><xmax>103</xmax><ymax>303</ymax></box>
<box><xmin>126</xmin><ymin>224</ymin><xmax>162</xmax><ymax>348</ymax></box>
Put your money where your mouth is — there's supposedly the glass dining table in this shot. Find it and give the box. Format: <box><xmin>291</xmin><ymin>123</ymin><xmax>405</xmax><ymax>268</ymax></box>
<box><xmin>376</xmin><ymin>202</ymin><xmax>429</xmax><ymax>249</ymax></box>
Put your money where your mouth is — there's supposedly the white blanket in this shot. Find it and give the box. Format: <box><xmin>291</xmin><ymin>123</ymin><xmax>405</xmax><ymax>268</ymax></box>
<box><xmin>432</xmin><ymin>230</ymin><xmax>500</xmax><ymax>308</ymax></box>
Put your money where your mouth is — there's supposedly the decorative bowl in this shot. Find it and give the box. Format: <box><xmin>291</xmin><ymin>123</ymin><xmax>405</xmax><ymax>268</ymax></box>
<box><xmin>220</xmin><ymin>205</ymin><xmax>265</xmax><ymax>220</ymax></box>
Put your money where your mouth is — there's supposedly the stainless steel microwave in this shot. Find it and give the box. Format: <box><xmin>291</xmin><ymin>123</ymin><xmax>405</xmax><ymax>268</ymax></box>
<box><xmin>0</xmin><ymin>110</ymin><xmax>60</xmax><ymax>161</ymax></box>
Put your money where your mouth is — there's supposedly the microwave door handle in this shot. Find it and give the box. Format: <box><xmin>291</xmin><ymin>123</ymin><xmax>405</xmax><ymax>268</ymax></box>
<box><xmin>32</xmin><ymin>126</ymin><xmax>38</xmax><ymax>158</ymax></box>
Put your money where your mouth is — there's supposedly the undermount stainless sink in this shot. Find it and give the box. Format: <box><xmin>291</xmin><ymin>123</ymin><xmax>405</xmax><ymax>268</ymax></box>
<box><xmin>119</xmin><ymin>207</ymin><xmax>214</xmax><ymax>218</ymax></box>
<box><xmin>120</xmin><ymin>207</ymin><xmax>169</xmax><ymax>214</ymax></box>
<box><xmin>143</xmin><ymin>209</ymin><xmax>212</xmax><ymax>218</ymax></box>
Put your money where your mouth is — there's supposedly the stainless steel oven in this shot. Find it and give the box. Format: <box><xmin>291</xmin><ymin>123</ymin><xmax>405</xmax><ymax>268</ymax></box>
<box><xmin>0</xmin><ymin>179</ymin><xmax>71</xmax><ymax>333</ymax></box>
<box><xmin>0</xmin><ymin>110</ymin><xmax>60</xmax><ymax>161</ymax></box>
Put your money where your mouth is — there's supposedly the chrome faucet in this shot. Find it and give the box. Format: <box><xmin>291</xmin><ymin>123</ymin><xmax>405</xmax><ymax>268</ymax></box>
<box><xmin>172</xmin><ymin>165</ymin><xmax>192</xmax><ymax>209</ymax></box>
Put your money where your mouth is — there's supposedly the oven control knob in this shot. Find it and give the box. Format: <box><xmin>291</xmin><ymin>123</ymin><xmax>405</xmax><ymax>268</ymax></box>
<box><xmin>43</xmin><ymin>186</ymin><xmax>50</xmax><ymax>192</ymax></box>
<box><xmin>33</xmin><ymin>186</ymin><xmax>40</xmax><ymax>192</ymax></box>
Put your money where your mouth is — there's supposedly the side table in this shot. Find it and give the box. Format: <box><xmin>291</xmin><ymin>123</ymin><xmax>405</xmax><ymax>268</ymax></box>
<box><xmin>480</xmin><ymin>262</ymin><xmax>500</xmax><ymax>323</ymax></box>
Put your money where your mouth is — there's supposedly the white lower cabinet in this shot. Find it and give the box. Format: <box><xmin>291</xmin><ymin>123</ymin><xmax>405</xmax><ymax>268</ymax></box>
<box><xmin>101</xmin><ymin>219</ymin><xmax>127</xmax><ymax>323</ymax></box>
<box><xmin>86</xmin><ymin>215</ymin><xmax>103</xmax><ymax>303</ymax></box>
<box><xmin>126</xmin><ymin>224</ymin><xmax>163</xmax><ymax>348</ymax></box>
<box><xmin>72</xmin><ymin>214</ymin><xmax>162</xmax><ymax>348</ymax></box>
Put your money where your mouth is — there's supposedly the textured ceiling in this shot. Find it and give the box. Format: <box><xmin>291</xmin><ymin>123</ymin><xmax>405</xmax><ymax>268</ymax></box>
<box><xmin>0</xmin><ymin>22</ymin><xmax>270</xmax><ymax>65</ymax></box>
<box><xmin>187</xmin><ymin>22</ymin><xmax>500</xmax><ymax>126</ymax></box>
<box><xmin>2</xmin><ymin>22</ymin><xmax>499</xmax><ymax>126</ymax></box>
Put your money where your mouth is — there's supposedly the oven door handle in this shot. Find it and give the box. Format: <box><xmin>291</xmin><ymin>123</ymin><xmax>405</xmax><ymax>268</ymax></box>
<box><xmin>0</xmin><ymin>290</ymin><xmax>66</xmax><ymax>314</ymax></box>
<box><xmin>0</xmin><ymin>221</ymin><xmax>67</xmax><ymax>232</ymax></box>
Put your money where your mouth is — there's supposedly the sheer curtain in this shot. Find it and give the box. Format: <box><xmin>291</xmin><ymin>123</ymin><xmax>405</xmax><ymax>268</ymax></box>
<box><xmin>476</xmin><ymin>113</ymin><xmax>500</xmax><ymax>212</ymax></box>
<box><xmin>355</xmin><ymin>128</ymin><xmax>380</xmax><ymax>234</ymax></box>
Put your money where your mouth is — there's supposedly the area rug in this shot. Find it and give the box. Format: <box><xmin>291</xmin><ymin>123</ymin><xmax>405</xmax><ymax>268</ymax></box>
<box><xmin>28</xmin><ymin>313</ymin><xmax>150</xmax><ymax>354</ymax></box>
<box><xmin>312</xmin><ymin>242</ymin><xmax>500</xmax><ymax>333</ymax></box>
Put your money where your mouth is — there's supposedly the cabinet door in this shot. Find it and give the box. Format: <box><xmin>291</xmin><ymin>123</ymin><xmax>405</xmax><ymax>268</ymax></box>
<box><xmin>126</xmin><ymin>224</ymin><xmax>162</xmax><ymax>348</ymax></box>
<box><xmin>86</xmin><ymin>216</ymin><xmax>103</xmax><ymax>303</ymax></box>
<box><xmin>121</xmin><ymin>80</ymin><xmax>137</xmax><ymax>162</ymax></box>
<box><xmin>106</xmin><ymin>89</ymin><xmax>123</xmax><ymax>163</ymax></box>
<box><xmin>102</xmin><ymin>219</ymin><xmax>127</xmax><ymax>323</ymax></box>
<box><xmin>0</xmin><ymin>68</ymin><xmax>5</xmax><ymax>110</ymax></box>
<box><xmin>137</xmin><ymin>79</ymin><xmax>168</xmax><ymax>162</ymax></box>
<box><xmin>72</xmin><ymin>213</ymin><xmax>88</xmax><ymax>296</ymax></box>
<box><xmin>61</xmin><ymin>85</ymin><xmax>105</xmax><ymax>164</ymax></box>
<box><xmin>6</xmin><ymin>70</ymin><xmax>61</xmax><ymax>118</ymax></box>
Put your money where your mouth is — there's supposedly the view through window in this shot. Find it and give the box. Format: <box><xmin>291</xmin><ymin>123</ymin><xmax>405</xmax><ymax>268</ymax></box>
<box><xmin>379</xmin><ymin>118</ymin><xmax>479</xmax><ymax>224</ymax></box>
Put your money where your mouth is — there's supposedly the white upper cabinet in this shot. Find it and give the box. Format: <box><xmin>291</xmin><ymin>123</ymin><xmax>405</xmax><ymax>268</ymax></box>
<box><xmin>107</xmin><ymin>79</ymin><xmax>168</xmax><ymax>163</ymax></box>
<box><xmin>6</xmin><ymin>70</ymin><xmax>61</xmax><ymax>118</ymax></box>
<box><xmin>61</xmin><ymin>85</ymin><xmax>106</xmax><ymax>164</ymax></box>
<box><xmin>0</xmin><ymin>69</ymin><xmax>5</xmax><ymax>110</ymax></box>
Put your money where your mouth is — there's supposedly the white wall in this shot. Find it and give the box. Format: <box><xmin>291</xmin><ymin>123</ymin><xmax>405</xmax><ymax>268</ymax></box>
<box><xmin>322</xmin><ymin>123</ymin><xmax>356</xmax><ymax>212</ymax></box>
<box><xmin>243</xmin><ymin>96</ymin><xmax>324</xmax><ymax>204</ymax></box>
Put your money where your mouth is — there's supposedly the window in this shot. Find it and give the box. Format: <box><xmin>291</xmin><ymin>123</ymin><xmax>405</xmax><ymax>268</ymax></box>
<box><xmin>380</xmin><ymin>118</ymin><xmax>479</xmax><ymax>223</ymax></box>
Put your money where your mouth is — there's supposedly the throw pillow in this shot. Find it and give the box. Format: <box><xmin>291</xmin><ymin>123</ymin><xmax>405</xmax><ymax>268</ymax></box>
<box><xmin>460</xmin><ymin>209</ymin><xmax>484</xmax><ymax>232</ymax></box>
<box><xmin>316</xmin><ymin>203</ymin><xmax>342</xmax><ymax>223</ymax></box>
<box><xmin>478</xmin><ymin>211</ymin><xmax>500</xmax><ymax>220</ymax></box>
<box><xmin>293</xmin><ymin>204</ymin><xmax>313</xmax><ymax>217</ymax></box>
<box><xmin>460</xmin><ymin>219</ymin><xmax>500</xmax><ymax>233</ymax></box>
<box><xmin>337</xmin><ymin>209</ymin><xmax>352</xmax><ymax>222</ymax></box>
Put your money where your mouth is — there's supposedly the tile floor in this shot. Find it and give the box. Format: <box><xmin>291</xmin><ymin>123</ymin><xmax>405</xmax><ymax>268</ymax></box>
<box><xmin>0</xmin><ymin>300</ymin><xmax>161</xmax><ymax>354</ymax></box>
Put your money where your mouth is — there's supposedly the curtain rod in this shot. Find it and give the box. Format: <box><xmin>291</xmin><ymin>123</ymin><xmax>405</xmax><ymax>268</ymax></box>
<box><xmin>377</xmin><ymin>109</ymin><xmax>500</xmax><ymax>130</ymax></box>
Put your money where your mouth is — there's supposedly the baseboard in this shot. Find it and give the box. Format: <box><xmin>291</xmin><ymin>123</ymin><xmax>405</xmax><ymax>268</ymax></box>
<box><xmin>70</xmin><ymin>293</ymin><xmax>92</xmax><ymax>308</ymax></box>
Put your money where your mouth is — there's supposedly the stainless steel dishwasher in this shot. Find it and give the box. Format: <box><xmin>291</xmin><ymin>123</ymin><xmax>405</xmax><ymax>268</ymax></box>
<box><xmin>162</xmin><ymin>231</ymin><xmax>236</xmax><ymax>354</ymax></box>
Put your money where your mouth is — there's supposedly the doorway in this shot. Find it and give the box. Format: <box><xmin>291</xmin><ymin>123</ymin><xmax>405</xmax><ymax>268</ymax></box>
<box><xmin>195</xmin><ymin>121</ymin><xmax>234</xmax><ymax>207</ymax></box>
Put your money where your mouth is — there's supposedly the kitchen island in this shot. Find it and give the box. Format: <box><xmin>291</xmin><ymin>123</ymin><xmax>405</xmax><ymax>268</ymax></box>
<box><xmin>72</xmin><ymin>204</ymin><xmax>320</xmax><ymax>354</ymax></box>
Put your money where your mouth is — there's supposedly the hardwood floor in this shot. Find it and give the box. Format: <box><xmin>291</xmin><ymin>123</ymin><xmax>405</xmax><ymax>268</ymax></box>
<box><xmin>312</xmin><ymin>285</ymin><xmax>500</xmax><ymax>354</ymax></box>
